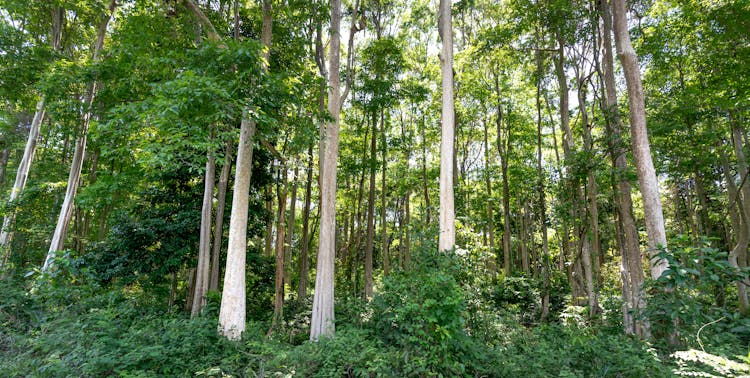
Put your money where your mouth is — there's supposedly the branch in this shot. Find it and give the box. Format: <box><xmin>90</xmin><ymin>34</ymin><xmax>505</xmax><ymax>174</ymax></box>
<box><xmin>182</xmin><ymin>0</ymin><xmax>222</xmax><ymax>43</ymax></box>
<box><xmin>339</xmin><ymin>0</ymin><xmax>361</xmax><ymax>110</ymax></box>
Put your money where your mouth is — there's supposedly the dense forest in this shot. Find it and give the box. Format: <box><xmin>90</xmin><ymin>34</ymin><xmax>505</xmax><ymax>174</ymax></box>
<box><xmin>1</xmin><ymin>0</ymin><xmax>749</xmax><ymax>376</ymax></box>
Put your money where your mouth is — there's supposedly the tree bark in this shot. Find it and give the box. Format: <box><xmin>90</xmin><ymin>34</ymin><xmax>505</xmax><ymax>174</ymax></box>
<box><xmin>310</xmin><ymin>0</ymin><xmax>341</xmax><ymax>341</ymax></box>
<box><xmin>0</xmin><ymin>147</ymin><xmax>9</xmax><ymax>189</ymax></box>
<box><xmin>298</xmin><ymin>146</ymin><xmax>313</xmax><ymax>302</ymax></box>
<box><xmin>192</xmin><ymin>146</ymin><xmax>216</xmax><ymax>317</ymax></box>
<box><xmin>364</xmin><ymin>112</ymin><xmax>377</xmax><ymax>299</ymax></box>
<box><xmin>0</xmin><ymin>99</ymin><xmax>45</xmax><ymax>267</ymax></box>
<box><xmin>380</xmin><ymin>111</ymin><xmax>388</xmax><ymax>278</ymax></box>
<box><xmin>482</xmin><ymin>117</ymin><xmax>496</xmax><ymax>268</ymax></box>
<box><xmin>599</xmin><ymin>0</ymin><xmax>649</xmax><ymax>337</ymax></box>
<box><xmin>611</xmin><ymin>0</ymin><xmax>668</xmax><ymax>279</ymax></box>
<box><xmin>209</xmin><ymin>141</ymin><xmax>233</xmax><ymax>292</ymax></box>
<box><xmin>218</xmin><ymin>0</ymin><xmax>272</xmax><ymax>339</ymax></box>
<box><xmin>728</xmin><ymin>118</ymin><xmax>750</xmax><ymax>314</ymax></box>
<box><xmin>45</xmin><ymin>0</ymin><xmax>117</xmax><ymax>270</ymax></box>
<box><xmin>270</xmin><ymin>165</ymin><xmax>287</xmax><ymax>333</ymax></box>
<box><xmin>438</xmin><ymin>0</ymin><xmax>456</xmax><ymax>252</ymax></box>
<box><xmin>578</xmin><ymin>75</ymin><xmax>600</xmax><ymax>317</ymax></box>
<box><xmin>286</xmin><ymin>165</ymin><xmax>298</xmax><ymax>296</ymax></box>
<box><xmin>264</xmin><ymin>188</ymin><xmax>274</xmax><ymax>257</ymax></box>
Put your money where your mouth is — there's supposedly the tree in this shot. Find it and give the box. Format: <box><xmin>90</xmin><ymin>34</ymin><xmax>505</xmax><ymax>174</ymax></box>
<box><xmin>438</xmin><ymin>0</ymin><xmax>455</xmax><ymax>252</ymax></box>
<box><xmin>0</xmin><ymin>4</ymin><xmax>63</xmax><ymax>269</ymax></box>
<box><xmin>310</xmin><ymin>0</ymin><xmax>341</xmax><ymax>341</ymax></box>
<box><xmin>611</xmin><ymin>0</ymin><xmax>668</xmax><ymax>279</ymax></box>
<box><xmin>44</xmin><ymin>0</ymin><xmax>118</xmax><ymax>271</ymax></box>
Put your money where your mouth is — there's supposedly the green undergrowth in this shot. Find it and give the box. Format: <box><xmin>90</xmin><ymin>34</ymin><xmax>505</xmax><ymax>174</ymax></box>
<box><xmin>1</xmin><ymin>249</ymin><xmax>747</xmax><ymax>377</ymax></box>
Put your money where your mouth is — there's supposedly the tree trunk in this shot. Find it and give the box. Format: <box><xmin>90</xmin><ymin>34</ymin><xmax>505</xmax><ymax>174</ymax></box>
<box><xmin>482</xmin><ymin>117</ymin><xmax>496</xmax><ymax>269</ymax></box>
<box><xmin>270</xmin><ymin>165</ymin><xmax>287</xmax><ymax>333</ymax></box>
<box><xmin>535</xmin><ymin>27</ymin><xmax>551</xmax><ymax>320</ymax></box>
<box><xmin>578</xmin><ymin>77</ymin><xmax>600</xmax><ymax>317</ymax></box>
<box><xmin>438</xmin><ymin>0</ymin><xmax>456</xmax><ymax>252</ymax></box>
<box><xmin>264</xmin><ymin>189</ymin><xmax>274</xmax><ymax>257</ymax></box>
<box><xmin>45</xmin><ymin>0</ymin><xmax>117</xmax><ymax>270</ymax></box>
<box><xmin>191</xmin><ymin>148</ymin><xmax>216</xmax><ymax>317</ymax></box>
<box><xmin>218</xmin><ymin>115</ymin><xmax>255</xmax><ymax>340</ymax></box>
<box><xmin>380</xmin><ymin>114</ymin><xmax>388</xmax><ymax>280</ymax></box>
<box><xmin>728</xmin><ymin>118</ymin><xmax>750</xmax><ymax>314</ymax></box>
<box><xmin>218</xmin><ymin>0</ymin><xmax>271</xmax><ymax>338</ymax></box>
<box><xmin>599</xmin><ymin>0</ymin><xmax>649</xmax><ymax>337</ymax></box>
<box><xmin>286</xmin><ymin>165</ymin><xmax>298</xmax><ymax>296</ymax></box>
<box><xmin>422</xmin><ymin>118</ymin><xmax>431</xmax><ymax>228</ymax></box>
<box><xmin>0</xmin><ymin>99</ymin><xmax>45</xmax><ymax>267</ymax></box>
<box><xmin>209</xmin><ymin>141</ymin><xmax>233</xmax><ymax>292</ymax></box>
<box><xmin>364</xmin><ymin>112</ymin><xmax>377</xmax><ymax>299</ymax></box>
<box><xmin>0</xmin><ymin>147</ymin><xmax>9</xmax><ymax>189</ymax></box>
<box><xmin>720</xmin><ymin>150</ymin><xmax>749</xmax><ymax>314</ymax></box>
<box><xmin>611</xmin><ymin>0</ymin><xmax>668</xmax><ymax>279</ymax></box>
<box><xmin>310</xmin><ymin>0</ymin><xmax>341</xmax><ymax>341</ymax></box>
<box><xmin>298</xmin><ymin>146</ymin><xmax>313</xmax><ymax>301</ymax></box>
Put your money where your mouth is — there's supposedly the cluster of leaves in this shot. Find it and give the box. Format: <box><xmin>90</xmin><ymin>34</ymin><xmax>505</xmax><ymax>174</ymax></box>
<box><xmin>645</xmin><ymin>237</ymin><xmax>750</xmax><ymax>349</ymax></box>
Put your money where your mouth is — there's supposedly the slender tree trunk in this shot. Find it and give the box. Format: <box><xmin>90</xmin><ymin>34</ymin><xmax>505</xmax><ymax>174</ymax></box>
<box><xmin>44</xmin><ymin>0</ymin><xmax>117</xmax><ymax>270</ymax></box>
<box><xmin>192</xmin><ymin>147</ymin><xmax>216</xmax><ymax>317</ymax></box>
<box><xmin>270</xmin><ymin>165</ymin><xmax>287</xmax><ymax>333</ymax></box>
<box><xmin>364</xmin><ymin>112</ymin><xmax>377</xmax><ymax>299</ymax></box>
<box><xmin>493</xmin><ymin>77</ymin><xmax>513</xmax><ymax>275</ymax></box>
<box><xmin>380</xmin><ymin>113</ymin><xmax>388</xmax><ymax>280</ymax></box>
<box><xmin>0</xmin><ymin>99</ymin><xmax>45</xmax><ymax>267</ymax></box>
<box><xmin>0</xmin><ymin>147</ymin><xmax>9</xmax><ymax>189</ymax></box>
<box><xmin>482</xmin><ymin>117</ymin><xmax>496</xmax><ymax>269</ymax></box>
<box><xmin>209</xmin><ymin>141</ymin><xmax>233</xmax><ymax>292</ymax></box>
<box><xmin>185</xmin><ymin>267</ymin><xmax>197</xmax><ymax>313</ymax></box>
<box><xmin>310</xmin><ymin>0</ymin><xmax>341</xmax><ymax>341</ymax></box>
<box><xmin>1</xmin><ymin>9</ymin><xmax>67</xmax><ymax>260</ymax></box>
<box><xmin>438</xmin><ymin>0</ymin><xmax>456</xmax><ymax>252</ymax></box>
<box><xmin>578</xmin><ymin>77</ymin><xmax>599</xmax><ymax>316</ymax></box>
<box><xmin>599</xmin><ymin>0</ymin><xmax>649</xmax><ymax>337</ymax></box>
<box><xmin>264</xmin><ymin>189</ymin><xmax>274</xmax><ymax>257</ymax></box>
<box><xmin>720</xmin><ymin>150</ymin><xmax>749</xmax><ymax>314</ymax></box>
<box><xmin>728</xmin><ymin>118</ymin><xmax>750</xmax><ymax>314</ymax></box>
<box><xmin>611</xmin><ymin>0</ymin><xmax>668</xmax><ymax>279</ymax></box>
<box><xmin>421</xmin><ymin>124</ymin><xmax>431</xmax><ymax>231</ymax></box>
<box><xmin>286</xmin><ymin>165</ymin><xmax>298</xmax><ymax>295</ymax></box>
<box><xmin>404</xmin><ymin>191</ymin><xmax>412</xmax><ymax>268</ymax></box>
<box><xmin>534</xmin><ymin>26</ymin><xmax>551</xmax><ymax>320</ymax></box>
<box><xmin>298</xmin><ymin>146</ymin><xmax>313</xmax><ymax>301</ymax></box>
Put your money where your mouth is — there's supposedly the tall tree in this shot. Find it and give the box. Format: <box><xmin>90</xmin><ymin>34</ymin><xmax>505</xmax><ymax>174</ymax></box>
<box><xmin>218</xmin><ymin>0</ymin><xmax>272</xmax><ymax>340</ymax></box>
<box><xmin>0</xmin><ymin>5</ymin><xmax>64</xmax><ymax>266</ymax></box>
<box><xmin>44</xmin><ymin>0</ymin><xmax>118</xmax><ymax>270</ymax></box>
<box><xmin>597</xmin><ymin>0</ymin><xmax>649</xmax><ymax>338</ymax></box>
<box><xmin>310</xmin><ymin>0</ymin><xmax>341</xmax><ymax>340</ymax></box>
<box><xmin>438</xmin><ymin>0</ymin><xmax>455</xmax><ymax>252</ymax></box>
<box><xmin>611</xmin><ymin>0</ymin><xmax>668</xmax><ymax>279</ymax></box>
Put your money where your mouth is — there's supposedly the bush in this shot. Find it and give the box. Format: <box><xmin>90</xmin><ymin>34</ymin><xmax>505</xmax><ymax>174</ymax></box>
<box><xmin>369</xmin><ymin>248</ymin><xmax>483</xmax><ymax>376</ymax></box>
<box><xmin>645</xmin><ymin>237</ymin><xmax>749</xmax><ymax>347</ymax></box>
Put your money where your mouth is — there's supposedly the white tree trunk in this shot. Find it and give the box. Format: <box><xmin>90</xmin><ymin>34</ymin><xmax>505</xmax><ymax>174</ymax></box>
<box><xmin>192</xmin><ymin>150</ymin><xmax>216</xmax><ymax>317</ymax></box>
<box><xmin>44</xmin><ymin>1</ymin><xmax>116</xmax><ymax>270</ymax></box>
<box><xmin>438</xmin><ymin>0</ymin><xmax>456</xmax><ymax>252</ymax></box>
<box><xmin>0</xmin><ymin>99</ymin><xmax>46</xmax><ymax>267</ymax></box>
<box><xmin>218</xmin><ymin>117</ymin><xmax>255</xmax><ymax>340</ymax></box>
<box><xmin>611</xmin><ymin>0</ymin><xmax>668</xmax><ymax>279</ymax></box>
<box><xmin>310</xmin><ymin>0</ymin><xmax>341</xmax><ymax>341</ymax></box>
<box><xmin>217</xmin><ymin>0</ymin><xmax>271</xmax><ymax>340</ymax></box>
